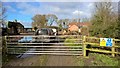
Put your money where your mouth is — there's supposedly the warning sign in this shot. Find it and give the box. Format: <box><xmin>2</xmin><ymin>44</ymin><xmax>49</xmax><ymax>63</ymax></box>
<box><xmin>100</xmin><ymin>38</ymin><xmax>106</xmax><ymax>46</ymax></box>
<box><xmin>106</xmin><ymin>38</ymin><xmax>113</xmax><ymax>47</ymax></box>
<box><xmin>100</xmin><ymin>38</ymin><xmax>113</xmax><ymax>47</ymax></box>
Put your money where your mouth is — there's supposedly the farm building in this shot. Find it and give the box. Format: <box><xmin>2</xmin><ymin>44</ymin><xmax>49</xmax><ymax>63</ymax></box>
<box><xmin>68</xmin><ymin>22</ymin><xmax>91</xmax><ymax>35</ymax></box>
<box><xmin>7</xmin><ymin>21</ymin><xmax>24</xmax><ymax>35</ymax></box>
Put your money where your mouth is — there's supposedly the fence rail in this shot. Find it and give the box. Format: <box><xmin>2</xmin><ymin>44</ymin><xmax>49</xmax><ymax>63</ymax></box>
<box><xmin>3</xmin><ymin>35</ymin><xmax>120</xmax><ymax>57</ymax></box>
<box><xmin>5</xmin><ymin>35</ymin><xmax>83</xmax><ymax>56</ymax></box>
<box><xmin>7</xmin><ymin>46</ymin><xmax>83</xmax><ymax>48</ymax></box>
<box><xmin>84</xmin><ymin>36</ymin><xmax>120</xmax><ymax>57</ymax></box>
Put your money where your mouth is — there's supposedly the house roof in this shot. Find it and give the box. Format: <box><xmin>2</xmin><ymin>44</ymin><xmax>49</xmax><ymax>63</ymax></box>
<box><xmin>7</xmin><ymin>21</ymin><xmax>24</xmax><ymax>28</ymax></box>
<box><xmin>68</xmin><ymin>22</ymin><xmax>91</xmax><ymax>27</ymax></box>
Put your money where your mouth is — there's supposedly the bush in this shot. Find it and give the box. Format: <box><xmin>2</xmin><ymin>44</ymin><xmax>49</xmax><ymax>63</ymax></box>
<box><xmin>90</xmin><ymin>53</ymin><xmax>118</xmax><ymax>66</ymax></box>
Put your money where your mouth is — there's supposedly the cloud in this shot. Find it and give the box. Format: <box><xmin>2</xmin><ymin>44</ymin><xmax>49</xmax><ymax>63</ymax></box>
<box><xmin>43</xmin><ymin>2</ymin><xmax>85</xmax><ymax>19</ymax></box>
<box><xmin>15</xmin><ymin>2</ymin><xmax>94</xmax><ymax>19</ymax></box>
<box><xmin>13</xmin><ymin>2</ymin><xmax>94</xmax><ymax>18</ymax></box>
<box><xmin>2</xmin><ymin>0</ymin><xmax>120</xmax><ymax>2</ymax></box>
<box><xmin>88</xmin><ymin>3</ymin><xmax>94</xmax><ymax>7</ymax></box>
<box><xmin>72</xmin><ymin>10</ymin><xmax>83</xmax><ymax>15</ymax></box>
<box><xmin>5</xmin><ymin>2</ymin><xmax>95</xmax><ymax>23</ymax></box>
<box><xmin>16</xmin><ymin>2</ymin><xmax>42</xmax><ymax>15</ymax></box>
<box><xmin>49</xmin><ymin>2</ymin><xmax>94</xmax><ymax>18</ymax></box>
<box><xmin>72</xmin><ymin>10</ymin><xmax>91</xmax><ymax>18</ymax></box>
<box><xmin>46</xmin><ymin>2</ymin><xmax>80</xmax><ymax>9</ymax></box>
<box><xmin>50</xmin><ymin>6</ymin><xmax>61</xmax><ymax>13</ymax></box>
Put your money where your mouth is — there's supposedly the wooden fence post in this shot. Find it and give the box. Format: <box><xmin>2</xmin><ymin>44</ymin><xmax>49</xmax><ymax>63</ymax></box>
<box><xmin>4</xmin><ymin>36</ymin><xmax>9</xmax><ymax>62</ymax></box>
<box><xmin>4</xmin><ymin>36</ymin><xmax>8</xmax><ymax>53</ymax></box>
<box><xmin>112</xmin><ymin>39</ymin><xmax>115</xmax><ymax>57</ymax></box>
<box><xmin>83</xmin><ymin>36</ymin><xmax>86</xmax><ymax>57</ymax></box>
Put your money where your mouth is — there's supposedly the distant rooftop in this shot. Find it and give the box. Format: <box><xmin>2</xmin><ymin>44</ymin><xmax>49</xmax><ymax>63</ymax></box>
<box><xmin>69</xmin><ymin>22</ymin><xmax>91</xmax><ymax>26</ymax></box>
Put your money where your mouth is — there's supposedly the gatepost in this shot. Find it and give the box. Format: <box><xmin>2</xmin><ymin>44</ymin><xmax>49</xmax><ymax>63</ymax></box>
<box><xmin>112</xmin><ymin>39</ymin><xmax>115</xmax><ymax>57</ymax></box>
<box><xmin>83</xmin><ymin>36</ymin><xmax>86</xmax><ymax>57</ymax></box>
<box><xmin>3</xmin><ymin>36</ymin><xmax>9</xmax><ymax>62</ymax></box>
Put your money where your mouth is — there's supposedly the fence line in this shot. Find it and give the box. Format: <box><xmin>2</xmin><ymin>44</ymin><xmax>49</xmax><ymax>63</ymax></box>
<box><xmin>84</xmin><ymin>36</ymin><xmax>120</xmax><ymax>57</ymax></box>
<box><xmin>5</xmin><ymin>35</ymin><xmax>83</xmax><ymax>56</ymax></box>
<box><xmin>4</xmin><ymin>35</ymin><xmax>120</xmax><ymax>57</ymax></box>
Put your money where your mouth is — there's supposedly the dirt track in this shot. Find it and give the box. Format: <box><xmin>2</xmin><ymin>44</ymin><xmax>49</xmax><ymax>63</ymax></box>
<box><xmin>5</xmin><ymin>55</ymin><xmax>47</xmax><ymax>66</ymax></box>
<box><xmin>5</xmin><ymin>55</ymin><xmax>79</xmax><ymax>66</ymax></box>
<box><xmin>45</xmin><ymin>44</ymin><xmax>79</xmax><ymax>66</ymax></box>
<box><xmin>45</xmin><ymin>55</ymin><xmax>79</xmax><ymax>66</ymax></box>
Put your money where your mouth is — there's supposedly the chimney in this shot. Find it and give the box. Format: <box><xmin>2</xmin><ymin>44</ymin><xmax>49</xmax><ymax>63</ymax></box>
<box><xmin>15</xmin><ymin>19</ymin><xmax>17</xmax><ymax>22</ymax></box>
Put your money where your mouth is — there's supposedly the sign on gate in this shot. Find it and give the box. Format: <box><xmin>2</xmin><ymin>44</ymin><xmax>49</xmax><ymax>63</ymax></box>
<box><xmin>100</xmin><ymin>38</ymin><xmax>113</xmax><ymax>47</ymax></box>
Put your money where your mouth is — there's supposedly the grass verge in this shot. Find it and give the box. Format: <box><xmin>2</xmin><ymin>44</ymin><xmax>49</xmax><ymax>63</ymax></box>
<box><xmin>74</xmin><ymin>53</ymin><xmax>119</xmax><ymax>66</ymax></box>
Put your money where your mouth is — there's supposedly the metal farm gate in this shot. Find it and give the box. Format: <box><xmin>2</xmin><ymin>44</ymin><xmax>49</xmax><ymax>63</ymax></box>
<box><xmin>5</xmin><ymin>35</ymin><xmax>83</xmax><ymax>56</ymax></box>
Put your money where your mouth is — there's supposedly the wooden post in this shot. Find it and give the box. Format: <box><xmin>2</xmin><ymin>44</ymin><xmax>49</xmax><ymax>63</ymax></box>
<box><xmin>112</xmin><ymin>39</ymin><xmax>115</xmax><ymax>57</ymax></box>
<box><xmin>4</xmin><ymin>36</ymin><xmax>8</xmax><ymax>61</ymax></box>
<box><xmin>83</xmin><ymin>36</ymin><xmax>86</xmax><ymax>57</ymax></box>
<box><xmin>4</xmin><ymin>36</ymin><xmax>8</xmax><ymax>53</ymax></box>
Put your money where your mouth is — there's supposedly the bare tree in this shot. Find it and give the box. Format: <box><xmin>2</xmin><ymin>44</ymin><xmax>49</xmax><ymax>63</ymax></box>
<box><xmin>46</xmin><ymin>14</ymin><xmax>58</xmax><ymax>26</ymax></box>
<box><xmin>0</xmin><ymin>2</ymin><xmax>6</xmax><ymax>28</ymax></box>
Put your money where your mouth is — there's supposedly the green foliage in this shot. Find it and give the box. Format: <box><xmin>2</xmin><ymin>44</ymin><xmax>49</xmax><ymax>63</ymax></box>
<box><xmin>57</xmin><ymin>19</ymin><xmax>70</xmax><ymax>29</ymax></box>
<box><xmin>115</xmin><ymin>18</ymin><xmax>120</xmax><ymax>39</ymax></box>
<box><xmin>32</xmin><ymin>14</ymin><xmax>47</xmax><ymax>28</ymax></box>
<box><xmin>91</xmin><ymin>53</ymin><xmax>118</xmax><ymax>66</ymax></box>
<box><xmin>90</xmin><ymin>2</ymin><xmax>118</xmax><ymax>38</ymax></box>
<box><xmin>32</xmin><ymin>14</ymin><xmax>58</xmax><ymax>28</ymax></box>
<box><xmin>74</xmin><ymin>56</ymin><xmax>84</xmax><ymax>66</ymax></box>
<box><xmin>58</xmin><ymin>23</ymin><xmax>63</xmax><ymax>30</ymax></box>
<box><xmin>81</xmin><ymin>27</ymin><xmax>89</xmax><ymax>36</ymax></box>
<box><xmin>75</xmin><ymin>53</ymin><xmax>118</xmax><ymax>66</ymax></box>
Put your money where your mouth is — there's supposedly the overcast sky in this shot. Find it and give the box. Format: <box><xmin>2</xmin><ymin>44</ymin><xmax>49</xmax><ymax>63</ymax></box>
<box><xmin>3</xmin><ymin>1</ymin><xmax>118</xmax><ymax>28</ymax></box>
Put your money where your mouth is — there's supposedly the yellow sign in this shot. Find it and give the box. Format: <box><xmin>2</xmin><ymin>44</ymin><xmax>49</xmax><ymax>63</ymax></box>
<box><xmin>100</xmin><ymin>38</ymin><xmax>106</xmax><ymax>46</ymax></box>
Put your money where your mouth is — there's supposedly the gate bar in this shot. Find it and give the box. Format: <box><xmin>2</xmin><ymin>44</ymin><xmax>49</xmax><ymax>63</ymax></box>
<box><xmin>8</xmin><ymin>48</ymin><xmax>83</xmax><ymax>51</ymax></box>
<box><xmin>8</xmin><ymin>53</ymin><xmax>83</xmax><ymax>55</ymax></box>
<box><xmin>7</xmin><ymin>43</ymin><xmax>83</xmax><ymax>45</ymax></box>
<box><xmin>7</xmin><ymin>45</ymin><xmax>83</xmax><ymax>48</ymax></box>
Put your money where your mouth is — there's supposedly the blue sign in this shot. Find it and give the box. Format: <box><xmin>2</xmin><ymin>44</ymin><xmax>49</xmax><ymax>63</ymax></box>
<box><xmin>106</xmin><ymin>38</ymin><xmax>112</xmax><ymax>47</ymax></box>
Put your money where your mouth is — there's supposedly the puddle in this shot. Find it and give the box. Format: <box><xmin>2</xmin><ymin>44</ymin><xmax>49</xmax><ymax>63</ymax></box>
<box><xmin>18</xmin><ymin>36</ymin><xmax>33</xmax><ymax>43</ymax></box>
<box><xmin>16</xmin><ymin>48</ymin><xmax>36</xmax><ymax>58</ymax></box>
<box><xmin>15</xmin><ymin>36</ymin><xmax>59</xmax><ymax>58</ymax></box>
<box><xmin>17</xmin><ymin>36</ymin><xmax>36</xmax><ymax>58</ymax></box>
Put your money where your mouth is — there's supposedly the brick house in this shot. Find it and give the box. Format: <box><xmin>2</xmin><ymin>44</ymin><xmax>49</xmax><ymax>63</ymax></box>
<box><xmin>68</xmin><ymin>22</ymin><xmax>91</xmax><ymax>35</ymax></box>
